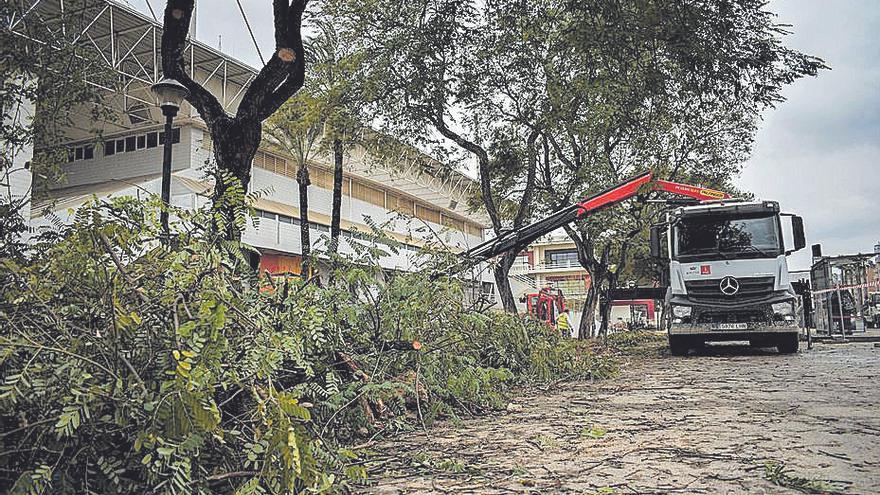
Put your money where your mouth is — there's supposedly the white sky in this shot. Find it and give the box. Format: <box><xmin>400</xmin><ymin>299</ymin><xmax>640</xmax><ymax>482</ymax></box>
<box><xmin>125</xmin><ymin>0</ymin><xmax>880</xmax><ymax>270</ymax></box>
<box><xmin>737</xmin><ymin>0</ymin><xmax>880</xmax><ymax>270</ymax></box>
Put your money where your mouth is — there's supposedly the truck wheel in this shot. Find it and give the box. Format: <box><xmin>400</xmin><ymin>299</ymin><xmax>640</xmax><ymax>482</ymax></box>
<box><xmin>668</xmin><ymin>336</ymin><xmax>689</xmax><ymax>356</ymax></box>
<box><xmin>776</xmin><ymin>334</ymin><xmax>799</xmax><ymax>354</ymax></box>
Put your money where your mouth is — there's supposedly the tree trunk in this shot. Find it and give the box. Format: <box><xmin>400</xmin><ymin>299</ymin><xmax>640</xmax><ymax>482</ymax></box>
<box><xmin>210</xmin><ymin>117</ymin><xmax>262</xmax><ymax>240</ymax></box>
<box><xmin>578</xmin><ymin>281</ymin><xmax>601</xmax><ymax>339</ymax></box>
<box><xmin>160</xmin><ymin>0</ymin><xmax>308</xmax><ymax>240</ymax></box>
<box><xmin>599</xmin><ymin>271</ymin><xmax>619</xmax><ymax>340</ymax></box>
<box><xmin>297</xmin><ymin>164</ymin><xmax>311</xmax><ymax>279</ymax></box>
<box><xmin>494</xmin><ymin>250</ymin><xmax>519</xmax><ymax>313</ymax></box>
<box><xmin>329</xmin><ymin>138</ymin><xmax>344</xmax><ymax>253</ymax></box>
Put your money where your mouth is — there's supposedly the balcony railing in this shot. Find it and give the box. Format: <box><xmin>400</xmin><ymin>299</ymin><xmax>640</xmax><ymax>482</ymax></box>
<box><xmin>510</xmin><ymin>260</ymin><xmax>584</xmax><ymax>274</ymax></box>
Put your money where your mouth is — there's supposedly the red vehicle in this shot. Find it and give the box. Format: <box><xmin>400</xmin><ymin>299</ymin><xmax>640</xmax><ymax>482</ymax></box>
<box><xmin>523</xmin><ymin>287</ymin><xmax>566</xmax><ymax>326</ymax></box>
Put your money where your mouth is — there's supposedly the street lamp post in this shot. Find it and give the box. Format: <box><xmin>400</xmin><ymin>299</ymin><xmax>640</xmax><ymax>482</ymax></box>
<box><xmin>150</xmin><ymin>77</ymin><xmax>189</xmax><ymax>242</ymax></box>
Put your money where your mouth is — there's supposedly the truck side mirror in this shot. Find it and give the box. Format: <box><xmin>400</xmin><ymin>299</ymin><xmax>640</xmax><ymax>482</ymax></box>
<box><xmin>649</xmin><ymin>225</ymin><xmax>663</xmax><ymax>259</ymax></box>
<box><xmin>791</xmin><ymin>215</ymin><xmax>806</xmax><ymax>252</ymax></box>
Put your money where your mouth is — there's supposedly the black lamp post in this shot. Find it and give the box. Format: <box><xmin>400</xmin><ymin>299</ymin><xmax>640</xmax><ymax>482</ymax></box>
<box><xmin>150</xmin><ymin>77</ymin><xmax>189</xmax><ymax>241</ymax></box>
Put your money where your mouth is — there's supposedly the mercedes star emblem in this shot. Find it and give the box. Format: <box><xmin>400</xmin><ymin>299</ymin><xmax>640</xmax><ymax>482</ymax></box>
<box><xmin>719</xmin><ymin>276</ymin><xmax>740</xmax><ymax>296</ymax></box>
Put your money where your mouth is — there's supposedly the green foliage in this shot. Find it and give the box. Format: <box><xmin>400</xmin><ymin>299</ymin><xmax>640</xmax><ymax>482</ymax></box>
<box><xmin>579</xmin><ymin>425</ymin><xmax>607</xmax><ymax>440</ymax></box>
<box><xmin>763</xmin><ymin>461</ymin><xmax>848</xmax><ymax>494</ymax></box>
<box><xmin>605</xmin><ymin>330</ymin><xmax>667</xmax><ymax>352</ymax></box>
<box><xmin>1</xmin><ymin>187</ymin><xmax>614</xmax><ymax>493</ymax></box>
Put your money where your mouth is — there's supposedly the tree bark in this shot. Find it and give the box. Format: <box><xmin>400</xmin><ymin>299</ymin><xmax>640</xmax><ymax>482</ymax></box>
<box><xmin>297</xmin><ymin>164</ymin><xmax>311</xmax><ymax>279</ymax></box>
<box><xmin>578</xmin><ymin>281</ymin><xmax>601</xmax><ymax>339</ymax></box>
<box><xmin>494</xmin><ymin>251</ymin><xmax>519</xmax><ymax>313</ymax></box>
<box><xmin>564</xmin><ymin>224</ymin><xmax>612</xmax><ymax>339</ymax></box>
<box><xmin>329</xmin><ymin>138</ymin><xmax>344</xmax><ymax>253</ymax></box>
<box><xmin>209</xmin><ymin>118</ymin><xmax>262</xmax><ymax>239</ymax></box>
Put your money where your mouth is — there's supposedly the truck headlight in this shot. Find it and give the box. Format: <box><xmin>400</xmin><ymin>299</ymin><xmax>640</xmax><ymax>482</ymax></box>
<box><xmin>771</xmin><ymin>301</ymin><xmax>794</xmax><ymax>316</ymax></box>
<box><xmin>672</xmin><ymin>305</ymin><xmax>692</xmax><ymax>318</ymax></box>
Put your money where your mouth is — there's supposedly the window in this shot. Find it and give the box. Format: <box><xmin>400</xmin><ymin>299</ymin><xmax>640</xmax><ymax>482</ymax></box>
<box><xmin>387</xmin><ymin>194</ymin><xmax>414</xmax><ymax>216</ymax></box>
<box><xmin>116</xmin><ymin>139</ymin><xmax>125</xmax><ymax>153</ymax></box>
<box><xmin>279</xmin><ymin>215</ymin><xmax>300</xmax><ymax>226</ymax></box>
<box><xmin>125</xmin><ymin>136</ymin><xmax>136</xmax><ymax>152</ymax></box>
<box><xmin>545</xmin><ymin>249</ymin><xmax>578</xmax><ymax>268</ymax></box>
<box><xmin>137</xmin><ymin>135</ymin><xmax>146</xmax><ymax>149</ymax></box>
<box><xmin>674</xmin><ymin>214</ymin><xmax>781</xmax><ymax>260</ymax></box>
<box><xmin>481</xmin><ymin>282</ymin><xmax>495</xmax><ymax>296</ymax></box>
<box><xmin>158</xmin><ymin>131</ymin><xmax>165</xmax><ymax>145</ymax></box>
<box><xmin>83</xmin><ymin>145</ymin><xmax>94</xmax><ymax>160</ymax></box>
<box><xmin>258</xmin><ymin>210</ymin><xmax>276</xmax><ymax>220</ymax></box>
<box><xmin>308</xmin><ymin>167</ymin><xmax>333</xmax><ymax>189</ymax></box>
<box><xmin>147</xmin><ymin>132</ymin><xmax>158</xmax><ymax>148</ymax></box>
<box><xmin>172</xmin><ymin>128</ymin><xmax>181</xmax><ymax>144</ymax></box>
<box><xmin>104</xmin><ymin>141</ymin><xmax>115</xmax><ymax>156</ymax></box>
<box><xmin>74</xmin><ymin>147</ymin><xmax>83</xmax><ymax>160</ymax></box>
<box><xmin>466</xmin><ymin>223</ymin><xmax>484</xmax><ymax>238</ymax></box>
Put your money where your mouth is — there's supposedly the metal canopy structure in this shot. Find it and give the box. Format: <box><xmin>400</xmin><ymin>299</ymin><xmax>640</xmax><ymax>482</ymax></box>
<box><xmin>8</xmin><ymin>0</ymin><xmax>258</xmax><ymax>130</ymax></box>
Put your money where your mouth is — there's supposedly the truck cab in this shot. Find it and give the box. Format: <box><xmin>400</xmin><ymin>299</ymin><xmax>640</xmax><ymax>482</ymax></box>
<box><xmin>651</xmin><ymin>200</ymin><xmax>807</xmax><ymax>355</ymax></box>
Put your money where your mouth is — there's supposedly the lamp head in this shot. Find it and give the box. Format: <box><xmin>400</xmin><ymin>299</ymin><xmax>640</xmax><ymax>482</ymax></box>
<box><xmin>151</xmin><ymin>77</ymin><xmax>189</xmax><ymax>116</ymax></box>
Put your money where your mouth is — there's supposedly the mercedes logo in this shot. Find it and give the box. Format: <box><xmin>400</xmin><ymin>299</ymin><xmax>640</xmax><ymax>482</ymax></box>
<box><xmin>719</xmin><ymin>276</ymin><xmax>740</xmax><ymax>296</ymax></box>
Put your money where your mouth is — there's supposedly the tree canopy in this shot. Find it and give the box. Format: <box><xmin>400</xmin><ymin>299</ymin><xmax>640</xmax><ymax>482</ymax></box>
<box><xmin>330</xmin><ymin>0</ymin><xmax>823</xmax><ymax>316</ymax></box>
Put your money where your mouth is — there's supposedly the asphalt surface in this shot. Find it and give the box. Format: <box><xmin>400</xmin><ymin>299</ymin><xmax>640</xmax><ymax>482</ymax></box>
<box><xmin>360</xmin><ymin>342</ymin><xmax>880</xmax><ymax>494</ymax></box>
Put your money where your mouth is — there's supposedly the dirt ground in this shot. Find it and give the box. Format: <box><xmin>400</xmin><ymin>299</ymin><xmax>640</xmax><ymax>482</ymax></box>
<box><xmin>359</xmin><ymin>341</ymin><xmax>880</xmax><ymax>494</ymax></box>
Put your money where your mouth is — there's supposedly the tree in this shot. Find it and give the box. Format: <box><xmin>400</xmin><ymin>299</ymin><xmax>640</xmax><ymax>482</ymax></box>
<box><xmin>263</xmin><ymin>16</ymin><xmax>367</xmax><ymax>276</ymax></box>
<box><xmin>1</xmin><ymin>0</ymin><xmax>113</xmax><ymax>257</ymax></box>
<box><xmin>306</xmin><ymin>18</ymin><xmax>365</xmax><ymax>254</ymax></box>
<box><xmin>331</xmin><ymin>0</ymin><xmax>552</xmax><ymax>312</ymax></box>
<box><xmin>160</xmin><ymin>0</ymin><xmax>308</xmax><ymax>239</ymax></box>
<box><xmin>265</xmin><ymin>91</ymin><xmax>323</xmax><ymax>278</ymax></box>
<box><xmin>532</xmin><ymin>0</ymin><xmax>825</xmax><ymax>337</ymax></box>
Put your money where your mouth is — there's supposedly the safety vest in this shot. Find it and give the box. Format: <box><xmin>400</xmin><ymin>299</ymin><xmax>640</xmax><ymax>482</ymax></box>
<box><xmin>557</xmin><ymin>313</ymin><xmax>571</xmax><ymax>331</ymax></box>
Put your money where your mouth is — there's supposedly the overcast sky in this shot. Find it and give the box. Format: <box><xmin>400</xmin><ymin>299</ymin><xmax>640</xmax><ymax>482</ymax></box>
<box><xmin>737</xmin><ymin>0</ymin><xmax>880</xmax><ymax>270</ymax></box>
<box><xmin>125</xmin><ymin>0</ymin><xmax>879</xmax><ymax>270</ymax></box>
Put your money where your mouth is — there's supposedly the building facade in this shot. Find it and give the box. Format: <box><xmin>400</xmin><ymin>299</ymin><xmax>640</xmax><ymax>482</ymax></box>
<box><xmin>509</xmin><ymin>233</ymin><xmax>591</xmax><ymax>328</ymax></box>
<box><xmin>13</xmin><ymin>0</ymin><xmax>495</xmax><ymax>300</ymax></box>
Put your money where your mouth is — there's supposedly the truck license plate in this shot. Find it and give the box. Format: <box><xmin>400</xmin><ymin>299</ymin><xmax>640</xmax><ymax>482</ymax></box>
<box><xmin>711</xmin><ymin>323</ymin><xmax>749</xmax><ymax>330</ymax></box>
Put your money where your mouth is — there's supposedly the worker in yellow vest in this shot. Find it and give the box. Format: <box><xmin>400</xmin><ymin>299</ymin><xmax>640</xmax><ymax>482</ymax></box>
<box><xmin>557</xmin><ymin>309</ymin><xmax>571</xmax><ymax>334</ymax></box>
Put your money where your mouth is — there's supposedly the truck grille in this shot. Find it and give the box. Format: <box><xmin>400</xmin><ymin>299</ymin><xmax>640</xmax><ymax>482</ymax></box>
<box><xmin>685</xmin><ymin>276</ymin><xmax>775</xmax><ymax>303</ymax></box>
<box><xmin>696</xmin><ymin>309</ymin><xmax>769</xmax><ymax>324</ymax></box>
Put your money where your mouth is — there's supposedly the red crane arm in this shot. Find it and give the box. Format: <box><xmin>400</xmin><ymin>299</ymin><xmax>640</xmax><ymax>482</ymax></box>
<box><xmin>652</xmin><ymin>179</ymin><xmax>731</xmax><ymax>201</ymax></box>
<box><xmin>576</xmin><ymin>172</ymin><xmax>653</xmax><ymax>216</ymax></box>
<box><xmin>575</xmin><ymin>172</ymin><xmax>730</xmax><ymax>217</ymax></box>
<box><xmin>453</xmin><ymin>170</ymin><xmax>732</xmax><ymax>272</ymax></box>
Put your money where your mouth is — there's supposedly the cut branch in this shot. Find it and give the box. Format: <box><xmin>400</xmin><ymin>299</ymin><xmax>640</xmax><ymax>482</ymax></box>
<box><xmin>161</xmin><ymin>0</ymin><xmax>225</xmax><ymax>124</ymax></box>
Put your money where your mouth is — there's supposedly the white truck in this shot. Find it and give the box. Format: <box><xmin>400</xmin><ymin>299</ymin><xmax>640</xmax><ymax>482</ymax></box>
<box><xmin>650</xmin><ymin>200</ymin><xmax>807</xmax><ymax>355</ymax></box>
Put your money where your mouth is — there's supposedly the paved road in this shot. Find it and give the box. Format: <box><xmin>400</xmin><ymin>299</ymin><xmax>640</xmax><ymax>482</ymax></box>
<box><xmin>362</xmin><ymin>343</ymin><xmax>880</xmax><ymax>494</ymax></box>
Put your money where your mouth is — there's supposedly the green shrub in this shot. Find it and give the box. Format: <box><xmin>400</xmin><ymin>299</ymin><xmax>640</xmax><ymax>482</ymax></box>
<box><xmin>1</xmin><ymin>194</ymin><xmax>614</xmax><ymax>494</ymax></box>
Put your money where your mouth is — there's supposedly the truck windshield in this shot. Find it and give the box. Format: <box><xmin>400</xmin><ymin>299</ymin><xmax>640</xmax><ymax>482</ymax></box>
<box><xmin>675</xmin><ymin>214</ymin><xmax>781</xmax><ymax>260</ymax></box>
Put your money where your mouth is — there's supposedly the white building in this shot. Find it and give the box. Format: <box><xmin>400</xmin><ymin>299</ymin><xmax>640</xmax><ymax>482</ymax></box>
<box><xmin>11</xmin><ymin>0</ymin><xmax>495</xmax><ymax>300</ymax></box>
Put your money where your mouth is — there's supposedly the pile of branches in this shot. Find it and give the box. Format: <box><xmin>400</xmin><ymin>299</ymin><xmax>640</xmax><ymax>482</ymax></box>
<box><xmin>0</xmin><ymin>194</ymin><xmax>614</xmax><ymax>494</ymax></box>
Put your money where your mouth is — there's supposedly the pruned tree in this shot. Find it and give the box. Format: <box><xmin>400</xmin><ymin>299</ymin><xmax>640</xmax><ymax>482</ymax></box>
<box><xmin>265</xmin><ymin>90</ymin><xmax>324</xmax><ymax>278</ymax></box>
<box><xmin>331</xmin><ymin>0</ymin><xmax>551</xmax><ymax>312</ymax></box>
<box><xmin>160</xmin><ymin>0</ymin><xmax>308</xmax><ymax>238</ymax></box>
